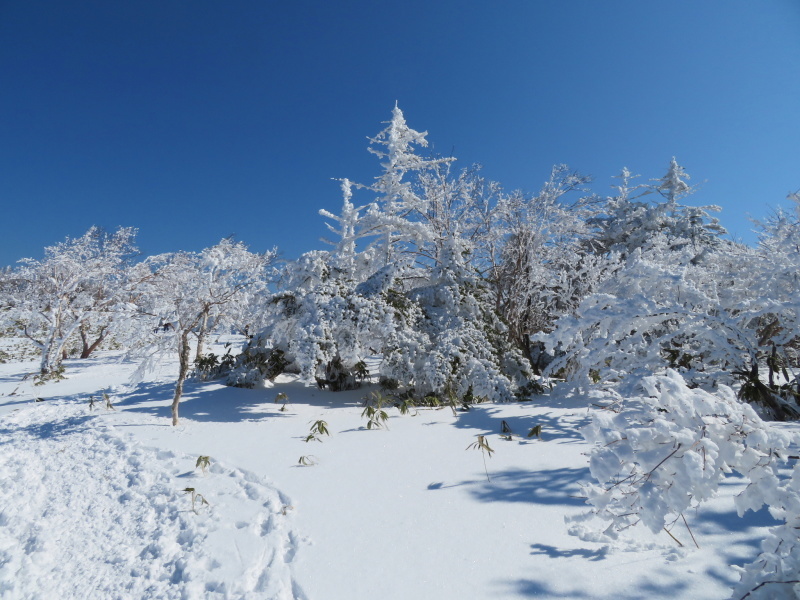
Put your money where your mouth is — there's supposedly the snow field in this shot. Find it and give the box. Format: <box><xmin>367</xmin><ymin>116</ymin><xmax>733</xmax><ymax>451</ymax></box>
<box><xmin>0</xmin><ymin>400</ymin><xmax>303</xmax><ymax>600</ymax></box>
<box><xmin>0</xmin><ymin>352</ymin><xmax>795</xmax><ymax>599</ymax></box>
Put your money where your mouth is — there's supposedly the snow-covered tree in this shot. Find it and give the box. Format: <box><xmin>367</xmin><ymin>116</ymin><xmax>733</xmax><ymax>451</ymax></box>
<box><xmin>233</xmin><ymin>107</ymin><xmax>530</xmax><ymax>400</ymax></box>
<box><xmin>319</xmin><ymin>178</ymin><xmax>380</xmax><ymax>279</ymax></box>
<box><xmin>133</xmin><ymin>239</ymin><xmax>276</xmax><ymax>425</ymax></box>
<box><xmin>493</xmin><ymin>166</ymin><xmax>608</xmax><ymax>368</ymax></box>
<box><xmin>0</xmin><ymin>226</ymin><xmax>140</xmax><ymax>377</ymax></box>
<box><xmin>414</xmin><ymin>161</ymin><xmax>505</xmax><ymax>272</ymax></box>
<box><xmin>569</xmin><ymin>367</ymin><xmax>800</xmax><ymax>599</ymax></box>
<box><xmin>228</xmin><ymin>250</ymin><xmax>403</xmax><ymax>389</ymax></box>
<box><xmin>569</xmin><ymin>369</ymin><xmax>794</xmax><ymax>546</ymax></box>
<box><xmin>357</xmin><ymin>104</ymin><xmax>454</xmax><ymax>267</ymax></box>
<box><xmin>533</xmin><ymin>161</ymin><xmax>750</xmax><ymax>391</ymax></box>
<box><xmin>748</xmin><ymin>192</ymin><xmax>800</xmax><ymax>359</ymax></box>
<box><xmin>593</xmin><ymin>162</ymin><xmax>726</xmax><ymax>260</ymax></box>
<box><xmin>381</xmin><ymin>236</ymin><xmax>530</xmax><ymax>402</ymax></box>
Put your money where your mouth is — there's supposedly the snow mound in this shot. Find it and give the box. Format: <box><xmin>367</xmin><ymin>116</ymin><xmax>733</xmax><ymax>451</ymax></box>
<box><xmin>0</xmin><ymin>401</ymin><xmax>304</xmax><ymax>600</ymax></box>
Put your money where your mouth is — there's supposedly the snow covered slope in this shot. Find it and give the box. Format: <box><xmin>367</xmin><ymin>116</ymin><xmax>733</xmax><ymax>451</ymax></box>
<box><xmin>0</xmin><ymin>351</ymin><xmax>792</xmax><ymax>599</ymax></box>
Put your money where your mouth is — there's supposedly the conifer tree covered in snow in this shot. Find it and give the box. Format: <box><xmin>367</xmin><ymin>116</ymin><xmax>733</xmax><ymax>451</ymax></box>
<box><xmin>359</xmin><ymin>104</ymin><xmax>455</xmax><ymax>268</ymax></box>
<box><xmin>535</xmin><ymin>159</ymin><xmax>756</xmax><ymax>390</ymax></box>
<box><xmin>229</xmin><ymin>107</ymin><xmax>530</xmax><ymax>401</ymax></box>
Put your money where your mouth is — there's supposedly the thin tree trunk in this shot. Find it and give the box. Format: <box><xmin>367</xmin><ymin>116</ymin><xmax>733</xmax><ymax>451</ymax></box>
<box><xmin>79</xmin><ymin>322</ymin><xmax>108</xmax><ymax>359</ymax></box>
<box><xmin>80</xmin><ymin>331</ymin><xmax>106</xmax><ymax>359</ymax></box>
<box><xmin>172</xmin><ymin>332</ymin><xmax>192</xmax><ymax>426</ymax></box>
<box><xmin>39</xmin><ymin>341</ymin><xmax>54</xmax><ymax>375</ymax></box>
<box><xmin>194</xmin><ymin>310</ymin><xmax>209</xmax><ymax>362</ymax></box>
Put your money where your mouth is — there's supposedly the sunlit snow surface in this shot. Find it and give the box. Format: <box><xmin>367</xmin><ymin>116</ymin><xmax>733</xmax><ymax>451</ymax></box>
<box><xmin>0</xmin><ymin>346</ymin><xmax>793</xmax><ymax>599</ymax></box>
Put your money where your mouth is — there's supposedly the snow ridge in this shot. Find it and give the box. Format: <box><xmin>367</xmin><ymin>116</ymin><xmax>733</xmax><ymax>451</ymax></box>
<box><xmin>0</xmin><ymin>401</ymin><xmax>304</xmax><ymax>600</ymax></box>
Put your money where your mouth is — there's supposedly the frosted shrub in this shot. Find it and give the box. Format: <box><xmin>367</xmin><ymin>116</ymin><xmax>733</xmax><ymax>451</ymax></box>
<box><xmin>379</xmin><ymin>239</ymin><xmax>528</xmax><ymax>402</ymax></box>
<box><xmin>730</xmin><ymin>452</ymin><xmax>800</xmax><ymax>599</ymax></box>
<box><xmin>569</xmin><ymin>370</ymin><xmax>793</xmax><ymax>544</ymax></box>
<box><xmin>569</xmin><ymin>369</ymin><xmax>800</xmax><ymax>598</ymax></box>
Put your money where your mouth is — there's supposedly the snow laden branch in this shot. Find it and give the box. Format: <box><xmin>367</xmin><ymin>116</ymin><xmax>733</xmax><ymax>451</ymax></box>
<box><xmin>569</xmin><ymin>369</ymin><xmax>800</xmax><ymax>599</ymax></box>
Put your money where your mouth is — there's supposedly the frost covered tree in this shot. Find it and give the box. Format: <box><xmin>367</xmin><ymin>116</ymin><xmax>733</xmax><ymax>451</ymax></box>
<box><xmin>569</xmin><ymin>369</ymin><xmax>794</xmax><ymax>544</ymax></box>
<box><xmin>534</xmin><ymin>161</ymin><xmax>749</xmax><ymax>390</ymax></box>
<box><xmin>748</xmin><ymin>191</ymin><xmax>800</xmax><ymax>360</ymax></box>
<box><xmin>380</xmin><ymin>236</ymin><xmax>530</xmax><ymax>402</ymax></box>
<box><xmin>319</xmin><ymin>178</ymin><xmax>380</xmax><ymax>279</ymax></box>
<box><xmin>232</xmin><ymin>107</ymin><xmax>530</xmax><ymax>400</ymax></box>
<box><xmin>0</xmin><ymin>226</ymin><xmax>140</xmax><ymax>377</ymax></box>
<box><xmin>570</xmin><ymin>368</ymin><xmax>800</xmax><ymax>600</ymax></box>
<box><xmin>492</xmin><ymin>166</ymin><xmax>608</xmax><ymax>369</ymax></box>
<box><xmin>227</xmin><ymin>250</ymin><xmax>401</xmax><ymax>389</ymax></box>
<box><xmin>133</xmin><ymin>239</ymin><xmax>276</xmax><ymax>425</ymax></box>
<box><xmin>357</xmin><ymin>104</ymin><xmax>454</xmax><ymax>267</ymax></box>
<box><xmin>593</xmin><ymin>162</ymin><xmax>726</xmax><ymax>260</ymax></box>
<box><xmin>538</xmin><ymin>238</ymin><xmax>752</xmax><ymax>390</ymax></box>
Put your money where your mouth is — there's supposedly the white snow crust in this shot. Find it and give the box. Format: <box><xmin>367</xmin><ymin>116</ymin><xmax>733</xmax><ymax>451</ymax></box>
<box><xmin>1</xmin><ymin>349</ymin><xmax>797</xmax><ymax>599</ymax></box>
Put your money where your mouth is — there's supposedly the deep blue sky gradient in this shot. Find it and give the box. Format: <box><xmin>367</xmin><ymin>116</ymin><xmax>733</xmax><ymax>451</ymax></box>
<box><xmin>2</xmin><ymin>1</ymin><xmax>799</xmax><ymax>266</ymax></box>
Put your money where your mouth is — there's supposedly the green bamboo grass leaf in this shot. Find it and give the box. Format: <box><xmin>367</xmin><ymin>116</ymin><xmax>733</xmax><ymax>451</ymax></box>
<box><xmin>195</xmin><ymin>455</ymin><xmax>211</xmax><ymax>474</ymax></box>
<box><xmin>466</xmin><ymin>435</ymin><xmax>495</xmax><ymax>482</ymax></box>
<box><xmin>527</xmin><ymin>425</ymin><xmax>543</xmax><ymax>439</ymax></box>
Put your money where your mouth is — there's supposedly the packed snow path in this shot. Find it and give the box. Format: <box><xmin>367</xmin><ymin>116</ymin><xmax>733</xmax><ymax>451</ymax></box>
<box><xmin>0</xmin><ymin>401</ymin><xmax>304</xmax><ymax>600</ymax></box>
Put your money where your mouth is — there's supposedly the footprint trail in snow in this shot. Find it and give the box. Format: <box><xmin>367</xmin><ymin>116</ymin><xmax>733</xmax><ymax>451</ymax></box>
<box><xmin>0</xmin><ymin>401</ymin><xmax>306</xmax><ymax>599</ymax></box>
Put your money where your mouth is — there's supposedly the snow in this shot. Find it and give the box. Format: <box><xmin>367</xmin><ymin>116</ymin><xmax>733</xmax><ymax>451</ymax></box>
<box><xmin>0</xmin><ymin>349</ymin><xmax>795</xmax><ymax>599</ymax></box>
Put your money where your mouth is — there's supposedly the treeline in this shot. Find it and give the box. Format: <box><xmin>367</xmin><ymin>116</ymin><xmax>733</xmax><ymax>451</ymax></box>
<box><xmin>1</xmin><ymin>106</ymin><xmax>798</xmax><ymax>421</ymax></box>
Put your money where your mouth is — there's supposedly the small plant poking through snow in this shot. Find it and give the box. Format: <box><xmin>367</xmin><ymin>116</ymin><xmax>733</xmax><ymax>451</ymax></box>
<box><xmin>362</xmin><ymin>391</ymin><xmax>390</xmax><ymax>429</ymax></box>
<box><xmin>182</xmin><ymin>487</ymin><xmax>210</xmax><ymax>514</ymax></box>
<box><xmin>304</xmin><ymin>419</ymin><xmax>330</xmax><ymax>442</ymax></box>
<box><xmin>353</xmin><ymin>360</ymin><xmax>370</xmax><ymax>383</ymax></box>
<box><xmin>275</xmin><ymin>392</ymin><xmax>290</xmax><ymax>412</ymax></box>
<box><xmin>527</xmin><ymin>425</ymin><xmax>543</xmax><ymax>440</ymax></box>
<box><xmin>466</xmin><ymin>435</ymin><xmax>495</xmax><ymax>482</ymax></box>
<box><xmin>397</xmin><ymin>397</ymin><xmax>418</xmax><ymax>416</ymax></box>
<box><xmin>195</xmin><ymin>455</ymin><xmax>211</xmax><ymax>475</ymax></box>
<box><xmin>298</xmin><ymin>455</ymin><xmax>318</xmax><ymax>466</ymax></box>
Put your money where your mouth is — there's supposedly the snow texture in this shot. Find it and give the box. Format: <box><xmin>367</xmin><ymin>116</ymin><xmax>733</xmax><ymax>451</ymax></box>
<box><xmin>0</xmin><ymin>400</ymin><xmax>302</xmax><ymax>600</ymax></box>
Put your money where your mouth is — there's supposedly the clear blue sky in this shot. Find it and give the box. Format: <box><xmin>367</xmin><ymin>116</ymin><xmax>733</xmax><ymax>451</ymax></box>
<box><xmin>2</xmin><ymin>1</ymin><xmax>799</xmax><ymax>266</ymax></box>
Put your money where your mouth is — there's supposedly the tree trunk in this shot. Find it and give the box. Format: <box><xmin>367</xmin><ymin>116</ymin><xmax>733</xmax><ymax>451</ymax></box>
<box><xmin>194</xmin><ymin>310</ymin><xmax>209</xmax><ymax>362</ymax></box>
<box><xmin>39</xmin><ymin>342</ymin><xmax>54</xmax><ymax>375</ymax></box>
<box><xmin>172</xmin><ymin>332</ymin><xmax>192</xmax><ymax>426</ymax></box>
<box><xmin>79</xmin><ymin>323</ymin><xmax>107</xmax><ymax>359</ymax></box>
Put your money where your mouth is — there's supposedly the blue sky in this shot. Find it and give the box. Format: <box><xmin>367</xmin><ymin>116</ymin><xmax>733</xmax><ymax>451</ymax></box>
<box><xmin>1</xmin><ymin>1</ymin><xmax>799</xmax><ymax>266</ymax></box>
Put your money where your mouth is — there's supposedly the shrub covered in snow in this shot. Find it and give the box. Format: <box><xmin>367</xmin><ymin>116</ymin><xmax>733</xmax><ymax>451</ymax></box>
<box><xmin>568</xmin><ymin>369</ymin><xmax>800</xmax><ymax>599</ymax></box>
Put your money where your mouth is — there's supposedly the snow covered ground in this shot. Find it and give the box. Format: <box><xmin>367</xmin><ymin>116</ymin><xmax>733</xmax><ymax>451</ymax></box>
<box><xmin>0</xmin><ymin>347</ymin><xmax>792</xmax><ymax>599</ymax></box>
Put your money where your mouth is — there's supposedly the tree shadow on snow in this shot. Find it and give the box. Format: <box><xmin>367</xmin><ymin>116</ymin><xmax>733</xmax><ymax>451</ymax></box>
<box><xmin>116</xmin><ymin>377</ymin><xmax>368</xmax><ymax>424</ymax></box>
<box><xmin>529</xmin><ymin>543</ymin><xmax>608</xmax><ymax>561</ymax></box>
<box><xmin>116</xmin><ymin>380</ymin><xmax>297</xmax><ymax>423</ymax></box>
<box><xmin>450</xmin><ymin>404</ymin><xmax>589</xmax><ymax>444</ymax></box>
<box><xmin>692</xmin><ymin>501</ymin><xmax>780</xmax><ymax>588</ymax></box>
<box><xmin>0</xmin><ymin>412</ymin><xmax>95</xmax><ymax>442</ymax></box>
<box><xmin>447</xmin><ymin>466</ymin><xmax>590</xmax><ymax>507</ymax></box>
<box><xmin>501</xmin><ymin>571</ymin><xmax>691</xmax><ymax>599</ymax></box>
<box><xmin>499</xmin><ymin>578</ymin><xmax>591</xmax><ymax>598</ymax></box>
